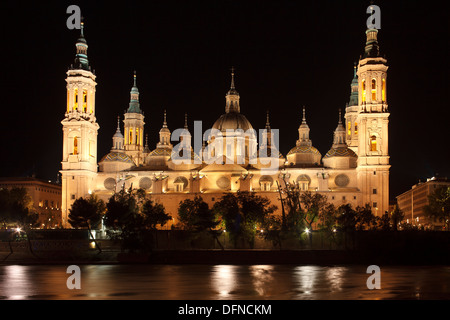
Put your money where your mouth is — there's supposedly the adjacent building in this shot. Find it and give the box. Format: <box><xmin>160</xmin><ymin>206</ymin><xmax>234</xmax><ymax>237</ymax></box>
<box><xmin>396</xmin><ymin>177</ymin><xmax>450</xmax><ymax>230</ymax></box>
<box><xmin>0</xmin><ymin>177</ymin><xmax>62</xmax><ymax>228</ymax></box>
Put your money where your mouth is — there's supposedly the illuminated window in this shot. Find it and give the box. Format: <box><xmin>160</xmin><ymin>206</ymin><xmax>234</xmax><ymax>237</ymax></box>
<box><xmin>74</xmin><ymin>88</ymin><xmax>78</xmax><ymax>110</ymax></box>
<box><xmin>129</xmin><ymin>129</ymin><xmax>133</xmax><ymax>145</ymax></box>
<box><xmin>136</xmin><ymin>128</ymin><xmax>139</xmax><ymax>146</ymax></box>
<box><xmin>382</xmin><ymin>79</ymin><xmax>386</xmax><ymax>102</ymax></box>
<box><xmin>371</xmin><ymin>79</ymin><xmax>377</xmax><ymax>101</ymax></box>
<box><xmin>362</xmin><ymin>80</ymin><xmax>366</xmax><ymax>103</ymax></box>
<box><xmin>82</xmin><ymin>90</ymin><xmax>87</xmax><ymax>112</ymax></box>
<box><xmin>261</xmin><ymin>181</ymin><xmax>271</xmax><ymax>191</ymax></box>
<box><xmin>370</xmin><ymin>135</ymin><xmax>377</xmax><ymax>151</ymax></box>
<box><xmin>73</xmin><ymin>136</ymin><xmax>78</xmax><ymax>155</ymax></box>
<box><xmin>348</xmin><ymin>121</ymin><xmax>351</xmax><ymax>136</ymax></box>
<box><xmin>354</xmin><ymin>122</ymin><xmax>358</xmax><ymax>135</ymax></box>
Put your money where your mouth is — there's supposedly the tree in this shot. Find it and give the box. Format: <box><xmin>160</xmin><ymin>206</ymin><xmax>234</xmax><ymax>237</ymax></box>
<box><xmin>390</xmin><ymin>205</ymin><xmax>404</xmax><ymax>231</ymax></box>
<box><xmin>355</xmin><ymin>204</ymin><xmax>377</xmax><ymax>230</ymax></box>
<box><xmin>178</xmin><ymin>196</ymin><xmax>223</xmax><ymax>249</ymax></box>
<box><xmin>68</xmin><ymin>194</ymin><xmax>106</xmax><ymax>253</ymax></box>
<box><xmin>424</xmin><ymin>186</ymin><xmax>450</xmax><ymax>230</ymax></box>
<box><xmin>141</xmin><ymin>199</ymin><xmax>171</xmax><ymax>230</ymax></box>
<box><xmin>103</xmin><ymin>186</ymin><xmax>143</xmax><ymax>252</ymax></box>
<box><xmin>277</xmin><ymin>180</ymin><xmax>304</xmax><ymax>238</ymax></box>
<box><xmin>335</xmin><ymin>204</ymin><xmax>357</xmax><ymax>232</ymax></box>
<box><xmin>213</xmin><ymin>192</ymin><xmax>277</xmax><ymax>248</ymax></box>
<box><xmin>377</xmin><ymin>212</ymin><xmax>391</xmax><ymax>231</ymax></box>
<box><xmin>299</xmin><ymin>191</ymin><xmax>328</xmax><ymax>246</ymax></box>
<box><xmin>0</xmin><ymin>187</ymin><xmax>39</xmax><ymax>260</ymax></box>
<box><xmin>0</xmin><ymin>187</ymin><xmax>38</xmax><ymax>229</ymax></box>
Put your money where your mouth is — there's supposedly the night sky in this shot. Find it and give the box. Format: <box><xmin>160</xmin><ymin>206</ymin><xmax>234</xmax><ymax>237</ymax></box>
<box><xmin>1</xmin><ymin>0</ymin><xmax>448</xmax><ymax>201</ymax></box>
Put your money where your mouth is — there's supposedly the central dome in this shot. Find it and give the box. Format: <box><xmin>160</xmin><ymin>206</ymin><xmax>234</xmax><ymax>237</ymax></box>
<box><xmin>212</xmin><ymin>112</ymin><xmax>253</xmax><ymax>132</ymax></box>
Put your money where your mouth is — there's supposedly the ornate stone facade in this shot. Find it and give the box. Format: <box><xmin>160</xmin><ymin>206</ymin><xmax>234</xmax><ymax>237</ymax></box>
<box><xmin>60</xmin><ymin>22</ymin><xmax>390</xmax><ymax>228</ymax></box>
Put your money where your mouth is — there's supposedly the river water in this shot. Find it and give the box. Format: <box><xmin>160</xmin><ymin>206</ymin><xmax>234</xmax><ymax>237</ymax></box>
<box><xmin>0</xmin><ymin>264</ymin><xmax>449</xmax><ymax>300</ymax></box>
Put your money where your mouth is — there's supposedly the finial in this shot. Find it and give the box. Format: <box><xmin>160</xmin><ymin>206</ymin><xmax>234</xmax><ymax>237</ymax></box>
<box><xmin>230</xmin><ymin>66</ymin><xmax>236</xmax><ymax>90</ymax></box>
<box><xmin>133</xmin><ymin>70</ymin><xmax>137</xmax><ymax>87</ymax></box>
<box><xmin>266</xmin><ymin>110</ymin><xmax>270</xmax><ymax>127</ymax></box>
<box><xmin>117</xmin><ymin>115</ymin><xmax>120</xmax><ymax>128</ymax></box>
<box><xmin>184</xmin><ymin>113</ymin><xmax>188</xmax><ymax>129</ymax></box>
<box><xmin>163</xmin><ymin>109</ymin><xmax>167</xmax><ymax>127</ymax></box>
<box><xmin>80</xmin><ymin>16</ymin><xmax>85</xmax><ymax>37</ymax></box>
<box><xmin>338</xmin><ymin>108</ymin><xmax>342</xmax><ymax>124</ymax></box>
<box><xmin>145</xmin><ymin>134</ymin><xmax>149</xmax><ymax>147</ymax></box>
<box><xmin>302</xmin><ymin>106</ymin><xmax>306</xmax><ymax>123</ymax></box>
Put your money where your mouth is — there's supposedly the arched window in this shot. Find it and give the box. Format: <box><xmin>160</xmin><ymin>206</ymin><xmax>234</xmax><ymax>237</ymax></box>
<box><xmin>370</xmin><ymin>135</ymin><xmax>377</xmax><ymax>151</ymax></box>
<box><xmin>354</xmin><ymin>122</ymin><xmax>358</xmax><ymax>135</ymax></box>
<box><xmin>347</xmin><ymin>121</ymin><xmax>352</xmax><ymax>136</ymax></box>
<box><xmin>129</xmin><ymin>129</ymin><xmax>133</xmax><ymax>145</ymax></box>
<box><xmin>73</xmin><ymin>136</ymin><xmax>78</xmax><ymax>155</ymax></box>
<box><xmin>371</xmin><ymin>79</ymin><xmax>377</xmax><ymax>101</ymax></box>
<box><xmin>382</xmin><ymin>79</ymin><xmax>386</xmax><ymax>102</ymax></box>
<box><xmin>136</xmin><ymin>128</ymin><xmax>139</xmax><ymax>146</ymax></box>
<box><xmin>361</xmin><ymin>80</ymin><xmax>366</xmax><ymax>103</ymax></box>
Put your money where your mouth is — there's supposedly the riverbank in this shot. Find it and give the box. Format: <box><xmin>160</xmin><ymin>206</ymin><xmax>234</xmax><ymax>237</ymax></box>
<box><xmin>2</xmin><ymin>248</ymin><xmax>450</xmax><ymax>266</ymax></box>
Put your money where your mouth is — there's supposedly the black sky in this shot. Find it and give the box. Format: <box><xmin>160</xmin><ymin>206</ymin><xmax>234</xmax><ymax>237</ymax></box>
<box><xmin>0</xmin><ymin>0</ymin><xmax>449</xmax><ymax>200</ymax></box>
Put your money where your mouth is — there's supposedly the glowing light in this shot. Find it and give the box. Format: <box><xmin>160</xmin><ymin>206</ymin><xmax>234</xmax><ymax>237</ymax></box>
<box><xmin>305</xmin><ymin>228</ymin><xmax>310</xmax><ymax>234</ymax></box>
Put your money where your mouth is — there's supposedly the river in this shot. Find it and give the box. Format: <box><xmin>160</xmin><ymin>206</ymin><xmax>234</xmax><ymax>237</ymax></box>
<box><xmin>0</xmin><ymin>264</ymin><xmax>449</xmax><ymax>300</ymax></box>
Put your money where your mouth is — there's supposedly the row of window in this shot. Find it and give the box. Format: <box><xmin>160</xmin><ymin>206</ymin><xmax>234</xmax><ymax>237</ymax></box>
<box><xmin>71</xmin><ymin>137</ymin><xmax>95</xmax><ymax>156</ymax></box>
<box><xmin>68</xmin><ymin>88</ymin><xmax>92</xmax><ymax>113</ymax></box>
<box><xmin>38</xmin><ymin>200</ymin><xmax>60</xmax><ymax>209</ymax></box>
<box><xmin>35</xmin><ymin>187</ymin><xmax>61</xmax><ymax>195</ymax></box>
<box><xmin>361</xmin><ymin>78</ymin><xmax>386</xmax><ymax>103</ymax></box>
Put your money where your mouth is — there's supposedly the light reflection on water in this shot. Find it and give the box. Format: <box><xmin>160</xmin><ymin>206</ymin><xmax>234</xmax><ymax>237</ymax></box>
<box><xmin>0</xmin><ymin>264</ymin><xmax>449</xmax><ymax>300</ymax></box>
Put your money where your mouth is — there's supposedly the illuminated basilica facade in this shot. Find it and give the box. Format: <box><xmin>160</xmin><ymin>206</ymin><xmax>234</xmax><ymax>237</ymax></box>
<box><xmin>60</xmin><ymin>21</ymin><xmax>390</xmax><ymax>228</ymax></box>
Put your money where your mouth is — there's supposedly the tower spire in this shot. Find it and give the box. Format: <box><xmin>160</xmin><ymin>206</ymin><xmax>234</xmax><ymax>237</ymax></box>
<box><xmin>302</xmin><ymin>106</ymin><xmax>307</xmax><ymax>124</ymax></box>
<box><xmin>225</xmin><ymin>67</ymin><xmax>241</xmax><ymax>113</ymax></box>
<box><xmin>265</xmin><ymin>110</ymin><xmax>271</xmax><ymax>129</ymax></box>
<box><xmin>73</xmin><ymin>17</ymin><xmax>90</xmax><ymax>71</ymax></box>
<box><xmin>127</xmin><ymin>71</ymin><xmax>141</xmax><ymax>114</ymax></box>
<box><xmin>163</xmin><ymin>109</ymin><xmax>168</xmax><ymax>128</ymax></box>
<box><xmin>297</xmin><ymin>106</ymin><xmax>312</xmax><ymax>147</ymax></box>
<box><xmin>230</xmin><ymin>66</ymin><xmax>236</xmax><ymax>90</ymax></box>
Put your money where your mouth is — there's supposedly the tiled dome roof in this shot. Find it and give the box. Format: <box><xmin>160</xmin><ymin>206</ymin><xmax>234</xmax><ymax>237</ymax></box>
<box><xmin>148</xmin><ymin>148</ymin><xmax>171</xmax><ymax>157</ymax></box>
<box><xmin>100</xmin><ymin>152</ymin><xmax>135</xmax><ymax>164</ymax></box>
<box><xmin>287</xmin><ymin>145</ymin><xmax>321</xmax><ymax>156</ymax></box>
<box><xmin>323</xmin><ymin>147</ymin><xmax>357</xmax><ymax>158</ymax></box>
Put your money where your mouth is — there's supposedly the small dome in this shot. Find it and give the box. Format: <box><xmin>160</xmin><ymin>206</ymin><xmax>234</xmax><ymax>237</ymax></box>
<box><xmin>212</xmin><ymin>112</ymin><xmax>253</xmax><ymax>132</ymax></box>
<box><xmin>100</xmin><ymin>152</ymin><xmax>135</xmax><ymax>164</ymax></box>
<box><xmin>287</xmin><ymin>145</ymin><xmax>321</xmax><ymax>156</ymax></box>
<box><xmin>323</xmin><ymin>147</ymin><xmax>357</xmax><ymax>159</ymax></box>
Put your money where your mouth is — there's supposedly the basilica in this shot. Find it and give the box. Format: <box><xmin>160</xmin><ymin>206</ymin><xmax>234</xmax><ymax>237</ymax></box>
<box><xmin>60</xmin><ymin>19</ymin><xmax>390</xmax><ymax>228</ymax></box>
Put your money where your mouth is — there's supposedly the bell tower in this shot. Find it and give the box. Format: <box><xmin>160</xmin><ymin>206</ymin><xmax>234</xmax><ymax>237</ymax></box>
<box><xmin>60</xmin><ymin>20</ymin><xmax>99</xmax><ymax>227</ymax></box>
<box><xmin>124</xmin><ymin>71</ymin><xmax>145</xmax><ymax>165</ymax></box>
<box><xmin>356</xmin><ymin>27</ymin><xmax>390</xmax><ymax>216</ymax></box>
